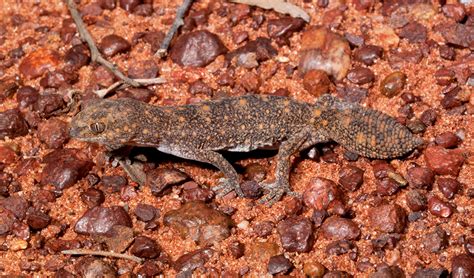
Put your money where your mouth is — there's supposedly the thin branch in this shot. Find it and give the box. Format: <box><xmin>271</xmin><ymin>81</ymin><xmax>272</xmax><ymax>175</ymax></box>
<box><xmin>94</xmin><ymin>77</ymin><xmax>166</xmax><ymax>98</ymax></box>
<box><xmin>230</xmin><ymin>0</ymin><xmax>311</xmax><ymax>22</ymax></box>
<box><xmin>62</xmin><ymin>249</ymin><xmax>144</xmax><ymax>263</ymax></box>
<box><xmin>155</xmin><ymin>0</ymin><xmax>194</xmax><ymax>58</ymax></box>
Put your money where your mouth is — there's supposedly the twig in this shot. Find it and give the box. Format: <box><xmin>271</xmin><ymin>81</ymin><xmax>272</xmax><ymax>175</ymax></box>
<box><xmin>62</xmin><ymin>248</ymin><xmax>144</xmax><ymax>263</ymax></box>
<box><xmin>94</xmin><ymin>77</ymin><xmax>166</xmax><ymax>98</ymax></box>
<box><xmin>230</xmin><ymin>0</ymin><xmax>311</xmax><ymax>22</ymax></box>
<box><xmin>155</xmin><ymin>0</ymin><xmax>194</xmax><ymax>58</ymax></box>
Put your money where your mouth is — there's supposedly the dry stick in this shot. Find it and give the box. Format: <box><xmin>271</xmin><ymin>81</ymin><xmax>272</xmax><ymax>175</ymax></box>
<box><xmin>94</xmin><ymin>77</ymin><xmax>166</xmax><ymax>98</ymax></box>
<box><xmin>62</xmin><ymin>249</ymin><xmax>143</xmax><ymax>263</ymax></box>
<box><xmin>155</xmin><ymin>0</ymin><xmax>194</xmax><ymax>58</ymax></box>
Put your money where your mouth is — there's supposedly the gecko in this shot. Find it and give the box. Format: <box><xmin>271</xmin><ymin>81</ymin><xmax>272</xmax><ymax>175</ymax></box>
<box><xmin>70</xmin><ymin>94</ymin><xmax>423</xmax><ymax>204</ymax></box>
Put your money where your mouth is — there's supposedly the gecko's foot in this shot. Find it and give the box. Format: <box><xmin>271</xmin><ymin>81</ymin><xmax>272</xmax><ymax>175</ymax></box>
<box><xmin>213</xmin><ymin>178</ymin><xmax>244</xmax><ymax>198</ymax></box>
<box><xmin>105</xmin><ymin>152</ymin><xmax>132</xmax><ymax>168</ymax></box>
<box><xmin>259</xmin><ymin>181</ymin><xmax>297</xmax><ymax>206</ymax></box>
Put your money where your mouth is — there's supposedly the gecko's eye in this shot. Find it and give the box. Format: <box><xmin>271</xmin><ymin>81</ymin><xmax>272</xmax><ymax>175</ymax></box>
<box><xmin>89</xmin><ymin>122</ymin><xmax>106</xmax><ymax>134</ymax></box>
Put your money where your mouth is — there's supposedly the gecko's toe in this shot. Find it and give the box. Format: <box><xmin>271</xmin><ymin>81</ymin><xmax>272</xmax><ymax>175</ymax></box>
<box><xmin>213</xmin><ymin>178</ymin><xmax>244</xmax><ymax>198</ymax></box>
<box><xmin>259</xmin><ymin>181</ymin><xmax>294</xmax><ymax>206</ymax></box>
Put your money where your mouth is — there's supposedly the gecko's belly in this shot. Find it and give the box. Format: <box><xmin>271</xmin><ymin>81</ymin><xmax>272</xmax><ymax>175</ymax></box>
<box><xmin>223</xmin><ymin>141</ymin><xmax>281</xmax><ymax>152</ymax></box>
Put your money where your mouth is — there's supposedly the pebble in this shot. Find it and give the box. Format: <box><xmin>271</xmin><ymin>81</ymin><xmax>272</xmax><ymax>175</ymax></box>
<box><xmin>369</xmin><ymin>204</ymin><xmax>407</xmax><ymax>233</ymax></box>
<box><xmin>451</xmin><ymin>254</ymin><xmax>474</xmax><ymax>278</ymax></box>
<box><xmin>406</xmin><ymin>165</ymin><xmax>434</xmax><ymax>189</ymax></box>
<box><xmin>420</xmin><ymin>109</ymin><xmax>437</xmax><ymax>126</ymax></box>
<box><xmin>100</xmin><ymin>175</ymin><xmax>127</xmax><ymax>193</ymax></box>
<box><xmin>465</xmin><ymin>238</ymin><xmax>474</xmax><ymax>256</ymax></box>
<box><xmin>277</xmin><ymin>216</ymin><xmax>314</xmax><ymax>252</ymax></box>
<box><xmin>267</xmin><ymin>254</ymin><xmax>293</xmax><ymax>275</ymax></box>
<box><xmin>439</xmin><ymin>23</ymin><xmax>473</xmax><ymax>49</ymax></box>
<box><xmin>0</xmin><ymin>195</ymin><xmax>29</xmax><ymax>220</ymax></box>
<box><xmin>0</xmin><ymin>146</ymin><xmax>16</xmax><ymax>165</ymax></box>
<box><xmin>181</xmin><ymin>181</ymin><xmax>215</xmax><ymax>202</ymax></box>
<box><xmin>0</xmin><ymin>210</ymin><xmax>16</xmax><ymax>236</ymax></box>
<box><xmin>353</xmin><ymin>45</ymin><xmax>384</xmax><ymax>65</ymax></box>
<box><xmin>428</xmin><ymin>196</ymin><xmax>453</xmax><ymax>218</ymax></box>
<box><xmin>372</xmin><ymin>233</ymin><xmax>401</xmax><ymax>251</ymax></box>
<box><xmin>437</xmin><ymin>178</ymin><xmax>460</xmax><ymax>199</ymax></box>
<box><xmin>127</xmin><ymin>60</ymin><xmax>158</xmax><ymax>79</ymax></box>
<box><xmin>434</xmin><ymin>68</ymin><xmax>456</xmax><ymax>86</ymax></box>
<box><xmin>163</xmin><ymin>201</ymin><xmax>232</xmax><ymax>246</ymax></box>
<box><xmin>370</xmin><ymin>265</ymin><xmax>404</xmax><ymax>278</ymax></box>
<box><xmin>320</xmin><ymin>215</ymin><xmax>360</xmax><ymax>240</ymax></box>
<box><xmin>411</xmin><ymin>268</ymin><xmax>448</xmax><ymax>278</ymax></box>
<box><xmin>97</xmin><ymin>225</ymin><xmax>134</xmax><ymax>253</ymax></box>
<box><xmin>77</xmin><ymin>258</ymin><xmax>116</xmax><ymax>277</ymax></box>
<box><xmin>81</xmin><ymin>3</ymin><xmax>103</xmax><ymax>17</ymax></box>
<box><xmin>26</xmin><ymin>209</ymin><xmax>51</xmax><ymax>230</ymax></box>
<box><xmin>92</xmin><ymin>65</ymin><xmax>116</xmax><ymax>88</ymax></box>
<box><xmin>299</xmin><ymin>26</ymin><xmax>351</xmax><ymax>80</ymax></box>
<box><xmin>303</xmin><ymin>177</ymin><xmax>345</xmax><ymax>213</ymax></box>
<box><xmin>324</xmin><ymin>270</ymin><xmax>351</xmax><ymax>277</ymax></box>
<box><xmin>16</xmin><ymin>86</ymin><xmax>39</xmax><ymax>109</ymax></box>
<box><xmin>388</xmin><ymin>48</ymin><xmax>423</xmax><ymax>69</ymax></box>
<box><xmin>173</xmin><ymin>248</ymin><xmax>214</xmax><ymax>274</ymax></box>
<box><xmin>253</xmin><ymin>221</ymin><xmax>274</xmax><ymax>238</ymax></box>
<box><xmin>40</xmin><ymin>69</ymin><xmax>79</xmax><ymax>88</ymax></box>
<box><xmin>303</xmin><ymin>261</ymin><xmax>326</xmax><ymax>277</ymax></box>
<box><xmin>267</xmin><ymin>17</ymin><xmax>305</xmax><ymax>45</ymax></box>
<box><xmin>137</xmin><ymin>261</ymin><xmax>162</xmax><ymax>277</ymax></box>
<box><xmin>423</xmin><ymin>227</ymin><xmax>448</xmax><ymax>252</ymax></box>
<box><xmin>119</xmin><ymin>0</ymin><xmax>141</xmax><ymax>12</ymax></box>
<box><xmin>226</xmin><ymin>37</ymin><xmax>277</xmax><ymax>66</ymax></box>
<box><xmin>98</xmin><ymin>0</ymin><xmax>116</xmax><ymax>10</ymax></box>
<box><xmin>326</xmin><ymin>240</ymin><xmax>355</xmax><ymax>256</ymax></box>
<box><xmin>406</xmin><ymin>190</ymin><xmax>427</xmax><ymax>212</ymax></box>
<box><xmin>434</xmin><ymin>132</ymin><xmax>460</xmax><ymax>148</ymax></box>
<box><xmin>439</xmin><ymin>45</ymin><xmax>455</xmax><ymax>60</ymax></box>
<box><xmin>99</xmin><ymin>34</ymin><xmax>131</xmax><ymax>57</ymax></box>
<box><xmin>336</xmin><ymin>86</ymin><xmax>368</xmax><ymax>103</ymax></box>
<box><xmin>399</xmin><ymin>22</ymin><xmax>427</xmax><ymax>43</ymax></box>
<box><xmin>424</xmin><ymin>146</ymin><xmax>465</xmax><ymax>176</ymax></box>
<box><xmin>37</xmin><ymin>118</ymin><xmax>69</xmax><ymax>149</ymax></box>
<box><xmin>19</xmin><ymin>49</ymin><xmax>60</xmax><ymax>79</ymax></box>
<box><xmin>146</xmin><ymin>168</ymin><xmax>188</xmax><ymax>196</ymax></box>
<box><xmin>33</xmin><ymin>93</ymin><xmax>66</xmax><ymax>117</ymax></box>
<box><xmin>229</xmin><ymin>241</ymin><xmax>245</xmax><ymax>259</ymax></box>
<box><xmin>338</xmin><ymin>165</ymin><xmax>364</xmax><ymax>191</ymax></box>
<box><xmin>303</xmin><ymin>69</ymin><xmax>331</xmax><ymax>97</ymax></box>
<box><xmin>189</xmin><ymin>80</ymin><xmax>212</xmax><ymax>96</ymax></box>
<box><xmin>442</xmin><ymin>4</ymin><xmax>466</xmax><ymax>22</ymax></box>
<box><xmin>347</xmin><ymin>67</ymin><xmax>375</xmax><ymax>85</ymax></box>
<box><xmin>380</xmin><ymin>71</ymin><xmax>406</xmax><ymax>98</ymax></box>
<box><xmin>40</xmin><ymin>149</ymin><xmax>93</xmax><ymax>191</ymax></box>
<box><xmin>170</xmin><ymin>30</ymin><xmax>227</xmax><ymax>67</ymax></box>
<box><xmin>130</xmin><ymin>236</ymin><xmax>160</xmax><ymax>258</ymax></box>
<box><xmin>229</xmin><ymin>3</ymin><xmax>250</xmax><ymax>25</ymax></box>
<box><xmin>133</xmin><ymin>4</ymin><xmax>153</xmax><ymax>16</ymax></box>
<box><xmin>80</xmin><ymin>188</ymin><xmax>105</xmax><ymax>208</ymax></box>
<box><xmin>243</xmin><ymin>163</ymin><xmax>267</xmax><ymax>183</ymax></box>
<box><xmin>0</xmin><ymin>109</ymin><xmax>28</xmax><ymax>139</ymax></box>
<box><xmin>134</xmin><ymin>203</ymin><xmax>158</xmax><ymax>222</ymax></box>
<box><xmin>74</xmin><ymin>206</ymin><xmax>132</xmax><ymax>235</ymax></box>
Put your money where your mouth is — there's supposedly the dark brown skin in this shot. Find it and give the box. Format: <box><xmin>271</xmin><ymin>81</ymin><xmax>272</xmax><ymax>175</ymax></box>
<box><xmin>70</xmin><ymin>94</ymin><xmax>423</xmax><ymax>204</ymax></box>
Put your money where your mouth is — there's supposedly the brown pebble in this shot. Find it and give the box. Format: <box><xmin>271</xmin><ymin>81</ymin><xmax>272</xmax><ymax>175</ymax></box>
<box><xmin>253</xmin><ymin>221</ymin><xmax>274</xmax><ymax>238</ymax></box>
<box><xmin>423</xmin><ymin>227</ymin><xmax>448</xmax><ymax>252</ymax></box>
<box><xmin>303</xmin><ymin>69</ymin><xmax>331</xmax><ymax>97</ymax></box>
<box><xmin>26</xmin><ymin>209</ymin><xmax>51</xmax><ymax>230</ymax></box>
<box><xmin>353</xmin><ymin>45</ymin><xmax>383</xmax><ymax>65</ymax></box>
<box><xmin>170</xmin><ymin>30</ymin><xmax>227</xmax><ymax>67</ymax></box>
<box><xmin>37</xmin><ymin>118</ymin><xmax>69</xmax><ymax>149</ymax></box>
<box><xmin>267</xmin><ymin>17</ymin><xmax>305</xmax><ymax>45</ymax></box>
<box><xmin>347</xmin><ymin>67</ymin><xmax>375</xmax><ymax>85</ymax></box>
<box><xmin>39</xmin><ymin>68</ymin><xmax>79</xmax><ymax>88</ymax></box>
<box><xmin>0</xmin><ymin>109</ymin><xmax>28</xmax><ymax>139</ymax></box>
<box><xmin>99</xmin><ymin>34</ymin><xmax>131</xmax><ymax>57</ymax></box>
<box><xmin>277</xmin><ymin>216</ymin><xmax>314</xmax><ymax>252</ymax></box>
<box><xmin>133</xmin><ymin>4</ymin><xmax>153</xmax><ymax>16</ymax></box>
<box><xmin>80</xmin><ymin>188</ymin><xmax>105</xmax><ymax>208</ymax></box>
<box><xmin>451</xmin><ymin>254</ymin><xmax>474</xmax><ymax>278</ymax></box>
<box><xmin>146</xmin><ymin>168</ymin><xmax>188</xmax><ymax>196</ymax></box>
<box><xmin>181</xmin><ymin>181</ymin><xmax>215</xmax><ymax>202</ymax></box>
<box><xmin>226</xmin><ymin>38</ymin><xmax>277</xmax><ymax>66</ymax></box>
<box><xmin>442</xmin><ymin>4</ymin><xmax>466</xmax><ymax>22</ymax></box>
<box><xmin>267</xmin><ymin>254</ymin><xmax>293</xmax><ymax>275</ymax></box>
<box><xmin>303</xmin><ymin>261</ymin><xmax>326</xmax><ymax>277</ymax></box>
<box><xmin>19</xmin><ymin>49</ymin><xmax>60</xmax><ymax>79</ymax></box>
<box><xmin>303</xmin><ymin>177</ymin><xmax>345</xmax><ymax>213</ymax></box>
<box><xmin>189</xmin><ymin>80</ymin><xmax>212</xmax><ymax>96</ymax></box>
<box><xmin>136</xmin><ymin>261</ymin><xmax>161</xmax><ymax>277</ymax></box>
<box><xmin>424</xmin><ymin>146</ymin><xmax>465</xmax><ymax>176</ymax></box>
<box><xmin>434</xmin><ymin>132</ymin><xmax>460</xmax><ymax>148</ymax></box>
<box><xmin>33</xmin><ymin>93</ymin><xmax>66</xmax><ymax>117</ymax></box>
<box><xmin>173</xmin><ymin>248</ymin><xmax>214</xmax><ymax>274</ymax></box>
<box><xmin>406</xmin><ymin>165</ymin><xmax>434</xmax><ymax>189</ymax></box>
<box><xmin>411</xmin><ymin>268</ymin><xmax>448</xmax><ymax>278</ymax></box>
<box><xmin>437</xmin><ymin>177</ymin><xmax>460</xmax><ymax>199</ymax></box>
<box><xmin>16</xmin><ymin>86</ymin><xmax>39</xmax><ymax>109</ymax></box>
<box><xmin>439</xmin><ymin>23</ymin><xmax>473</xmax><ymax>49</ymax></box>
<box><xmin>299</xmin><ymin>26</ymin><xmax>351</xmax><ymax>80</ymax></box>
<box><xmin>439</xmin><ymin>45</ymin><xmax>455</xmax><ymax>60</ymax></box>
<box><xmin>98</xmin><ymin>0</ymin><xmax>116</xmax><ymax>10</ymax></box>
<box><xmin>74</xmin><ymin>206</ymin><xmax>132</xmax><ymax>235</ymax></box>
<box><xmin>77</xmin><ymin>258</ymin><xmax>116</xmax><ymax>277</ymax></box>
<box><xmin>399</xmin><ymin>22</ymin><xmax>427</xmax><ymax>43</ymax></box>
<box><xmin>434</xmin><ymin>68</ymin><xmax>456</xmax><ymax>86</ymax></box>
<box><xmin>380</xmin><ymin>71</ymin><xmax>406</xmax><ymax>98</ymax></box>
<box><xmin>376</xmin><ymin>178</ymin><xmax>401</xmax><ymax>196</ymax></box>
<box><xmin>369</xmin><ymin>204</ymin><xmax>407</xmax><ymax>233</ymax></box>
<box><xmin>420</xmin><ymin>109</ymin><xmax>437</xmax><ymax>126</ymax></box>
<box><xmin>406</xmin><ymin>190</ymin><xmax>427</xmax><ymax>212</ymax></box>
<box><xmin>229</xmin><ymin>241</ymin><xmax>245</xmax><ymax>259</ymax></box>
<box><xmin>130</xmin><ymin>236</ymin><xmax>160</xmax><ymax>258</ymax></box>
<box><xmin>338</xmin><ymin>166</ymin><xmax>364</xmax><ymax>191</ymax></box>
<box><xmin>428</xmin><ymin>196</ymin><xmax>453</xmax><ymax>218</ymax></box>
<box><xmin>119</xmin><ymin>0</ymin><xmax>141</xmax><ymax>12</ymax></box>
<box><xmin>321</xmin><ymin>215</ymin><xmax>360</xmax><ymax>240</ymax></box>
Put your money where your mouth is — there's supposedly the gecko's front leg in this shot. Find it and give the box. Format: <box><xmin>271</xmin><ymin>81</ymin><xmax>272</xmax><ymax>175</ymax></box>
<box><xmin>157</xmin><ymin>144</ymin><xmax>244</xmax><ymax>197</ymax></box>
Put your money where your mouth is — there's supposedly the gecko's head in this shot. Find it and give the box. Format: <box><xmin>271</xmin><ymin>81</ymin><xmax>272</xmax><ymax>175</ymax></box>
<box><xmin>70</xmin><ymin>98</ymin><xmax>143</xmax><ymax>146</ymax></box>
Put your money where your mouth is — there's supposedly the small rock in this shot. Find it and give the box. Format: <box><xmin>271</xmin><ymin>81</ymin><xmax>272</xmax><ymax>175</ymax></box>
<box><xmin>229</xmin><ymin>241</ymin><xmax>245</xmax><ymax>259</ymax></box>
<box><xmin>451</xmin><ymin>254</ymin><xmax>474</xmax><ymax>278</ymax></box>
<box><xmin>303</xmin><ymin>177</ymin><xmax>345</xmax><ymax>214</ymax></box>
<box><xmin>437</xmin><ymin>178</ymin><xmax>460</xmax><ymax>199</ymax></box>
<box><xmin>439</xmin><ymin>23</ymin><xmax>474</xmax><ymax>49</ymax></box>
<box><xmin>100</xmin><ymin>175</ymin><xmax>127</xmax><ymax>193</ymax></box>
<box><xmin>65</xmin><ymin>44</ymin><xmax>90</xmax><ymax>70</ymax></box>
<box><xmin>347</xmin><ymin>67</ymin><xmax>375</xmax><ymax>85</ymax></box>
<box><xmin>37</xmin><ymin>118</ymin><xmax>69</xmax><ymax>149</ymax></box>
<box><xmin>370</xmin><ymin>265</ymin><xmax>405</xmax><ymax>278</ymax></box>
<box><xmin>380</xmin><ymin>71</ymin><xmax>406</xmax><ymax>98</ymax></box>
<box><xmin>188</xmin><ymin>80</ymin><xmax>212</xmax><ymax>96</ymax></box>
<box><xmin>226</xmin><ymin>37</ymin><xmax>277</xmax><ymax>66</ymax></box>
<box><xmin>324</xmin><ymin>270</ymin><xmax>351</xmax><ymax>277</ymax></box>
<box><xmin>326</xmin><ymin>240</ymin><xmax>355</xmax><ymax>256</ymax></box>
<box><xmin>127</xmin><ymin>60</ymin><xmax>159</xmax><ymax>79</ymax></box>
<box><xmin>253</xmin><ymin>221</ymin><xmax>274</xmax><ymax>238</ymax></box>
<box><xmin>80</xmin><ymin>188</ymin><xmax>105</xmax><ymax>208</ymax></box>
<box><xmin>147</xmin><ymin>168</ymin><xmax>188</xmax><ymax>196</ymax></box>
<box><xmin>130</xmin><ymin>236</ymin><xmax>160</xmax><ymax>258</ymax></box>
<box><xmin>97</xmin><ymin>225</ymin><xmax>134</xmax><ymax>253</ymax></box>
<box><xmin>399</xmin><ymin>22</ymin><xmax>427</xmax><ymax>43</ymax></box>
<box><xmin>353</xmin><ymin>45</ymin><xmax>383</xmax><ymax>66</ymax></box>
<box><xmin>406</xmin><ymin>190</ymin><xmax>427</xmax><ymax>212</ymax></box>
<box><xmin>173</xmin><ymin>248</ymin><xmax>214</xmax><ymax>274</ymax></box>
<box><xmin>423</xmin><ymin>227</ymin><xmax>448</xmax><ymax>252</ymax></box>
<box><xmin>277</xmin><ymin>216</ymin><xmax>314</xmax><ymax>253</ymax></box>
<box><xmin>303</xmin><ymin>261</ymin><xmax>326</xmax><ymax>277</ymax></box>
<box><xmin>33</xmin><ymin>93</ymin><xmax>66</xmax><ymax>117</ymax></box>
<box><xmin>434</xmin><ymin>68</ymin><xmax>456</xmax><ymax>86</ymax></box>
<box><xmin>439</xmin><ymin>45</ymin><xmax>455</xmax><ymax>60</ymax></box>
<box><xmin>411</xmin><ymin>268</ymin><xmax>449</xmax><ymax>278</ymax></box>
<box><xmin>99</xmin><ymin>34</ymin><xmax>131</xmax><ymax>57</ymax></box>
<box><xmin>170</xmin><ymin>30</ymin><xmax>227</xmax><ymax>67</ymax></box>
<box><xmin>442</xmin><ymin>4</ymin><xmax>466</xmax><ymax>22</ymax></box>
<box><xmin>338</xmin><ymin>166</ymin><xmax>364</xmax><ymax>191</ymax></box>
<box><xmin>74</xmin><ymin>206</ymin><xmax>132</xmax><ymax>235</ymax></box>
<box><xmin>435</xmin><ymin>132</ymin><xmax>460</xmax><ymax>148</ymax></box>
<box><xmin>16</xmin><ymin>86</ymin><xmax>39</xmax><ymax>109</ymax></box>
<box><xmin>369</xmin><ymin>204</ymin><xmax>407</xmax><ymax>233</ymax></box>
<box><xmin>0</xmin><ymin>195</ymin><xmax>29</xmax><ymax>220</ymax></box>
<box><xmin>299</xmin><ymin>26</ymin><xmax>351</xmax><ymax>80</ymax></box>
<box><xmin>406</xmin><ymin>166</ymin><xmax>434</xmax><ymax>189</ymax></box>
<box><xmin>136</xmin><ymin>261</ymin><xmax>162</xmax><ymax>277</ymax></box>
<box><xmin>26</xmin><ymin>209</ymin><xmax>51</xmax><ymax>230</ymax></box>
<box><xmin>428</xmin><ymin>196</ymin><xmax>453</xmax><ymax>218</ymax></box>
<box><xmin>239</xmin><ymin>180</ymin><xmax>262</xmax><ymax>199</ymax></box>
<box><xmin>77</xmin><ymin>258</ymin><xmax>117</xmax><ymax>278</ymax></box>
<box><xmin>321</xmin><ymin>215</ymin><xmax>360</xmax><ymax>240</ymax></box>
<box><xmin>163</xmin><ymin>201</ymin><xmax>232</xmax><ymax>246</ymax></box>
<box><xmin>267</xmin><ymin>17</ymin><xmax>305</xmax><ymax>45</ymax></box>
<box><xmin>267</xmin><ymin>254</ymin><xmax>293</xmax><ymax>275</ymax></box>
<box><xmin>40</xmin><ymin>149</ymin><xmax>93</xmax><ymax>191</ymax></box>
<box><xmin>303</xmin><ymin>69</ymin><xmax>331</xmax><ymax>97</ymax></box>
<box><xmin>424</xmin><ymin>146</ymin><xmax>465</xmax><ymax>176</ymax></box>
<box><xmin>19</xmin><ymin>49</ymin><xmax>60</xmax><ymax>79</ymax></box>
<box><xmin>134</xmin><ymin>203</ymin><xmax>158</xmax><ymax>222</ymax></box>
<box><xmin>420</xmin><ymin>109</ymin><xmax>437</xmax><ymax>126</ymax></box>
<box><xmin>181</xmin><ymin>181</ymin><xmax>215</xmax><ymax>202</ymax></box>
<box><xmin>0</xmin><ymin>109</ymin><xmax>28</xmax><ymax>139</ymax></box>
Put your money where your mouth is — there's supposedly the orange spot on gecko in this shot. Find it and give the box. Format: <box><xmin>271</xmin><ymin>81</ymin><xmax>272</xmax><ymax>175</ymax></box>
<box><xmin>313</xmin><ymin>108</ymin><xmax>322</xmax><ymax>117</ymax></box>
<box><xmin>201</xmin><ymin>105</ymin><xmax>211</xmax><ymax>112</ymax></box>
<box><xmin>238</xmin><ymin>98</ymin><xmax>248</xmax><ymax>106</ymax></box>
<box><xmin>356</xmin><ymin>132</ymin><xmax>366</xmax><ymax>145</ymax></box>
